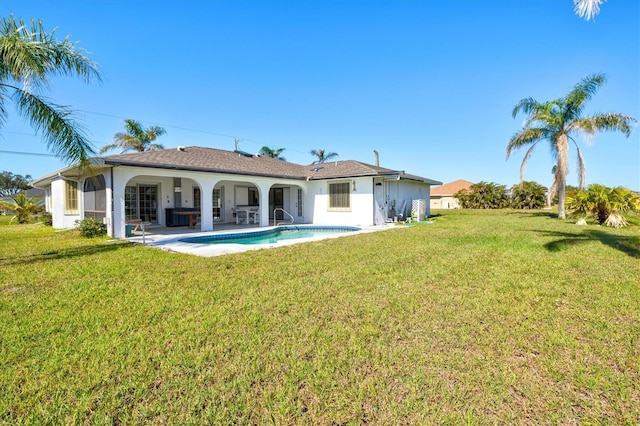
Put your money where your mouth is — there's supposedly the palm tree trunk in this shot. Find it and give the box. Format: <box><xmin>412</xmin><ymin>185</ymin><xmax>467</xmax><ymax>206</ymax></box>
<box><xmin>556</xmin><ymin>135</ymin><xmax>570</xmax><ymax>219</ymax></box>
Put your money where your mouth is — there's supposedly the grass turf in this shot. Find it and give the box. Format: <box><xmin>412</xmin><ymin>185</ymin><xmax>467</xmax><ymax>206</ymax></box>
<box><xmin>1</xmin><ymin>209</ymin><xmax>639</xmax><ymax>424</ymax></box>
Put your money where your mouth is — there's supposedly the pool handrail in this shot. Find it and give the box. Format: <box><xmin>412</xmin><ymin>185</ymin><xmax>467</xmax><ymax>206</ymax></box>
<box><xmin>273</xmin><ymin>208</ymin><xmax>294</xmax><ymax>226</ymax></box>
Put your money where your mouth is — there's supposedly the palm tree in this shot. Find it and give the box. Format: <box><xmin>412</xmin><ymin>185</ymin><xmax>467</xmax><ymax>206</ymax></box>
<box><xmin>310</xmin><ymin>149</ymin><xmax>338</xmax><ymax>164</ymax></box>
<box><xmin>574</xmin><ymin>0</ymin><xmax>605</xmax><ymax>20</ymax></box>
<box><xmin>511</xmin><ymin>181</ymin><xmax>547</xmax><ymax>209</ymax></box>
<box><xmin>567</xmin><ymin>184</ymin><xmax>640</xmax><ymax>228</ymax></box>
<box><xmin>100</xmin><ymin>119</ymin><xmax>166</xmax><ymax>153</ymax></box>
<box><xmin>0</xmin><ymin>15</ymin><xmax>102</xmax><ymax>164</ymax></box>
<box><xmin>259</xmin><ymin>146</ymin><xmax>286</xmax><ymax>161</ymax></box>
<box><xmin>507</xmin><ymin>73</ymin><xmax>636</xmax><ymax>219</ymax></box>
<box><xmin>0</xmin><ymin>192</ymin><xmax>44</xmax><ymax>223</ymax></box>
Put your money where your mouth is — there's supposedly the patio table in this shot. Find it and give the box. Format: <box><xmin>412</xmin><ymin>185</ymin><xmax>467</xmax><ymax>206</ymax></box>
<box><xmin>173</xmin><ymin>211</ymin><xmax>201</xmax><ymax>228</ymax></box>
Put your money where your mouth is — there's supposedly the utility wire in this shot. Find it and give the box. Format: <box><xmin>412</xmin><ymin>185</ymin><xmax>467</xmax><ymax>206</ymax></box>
<box><xmin>0</xmin><ymin>150</ymin><xmax>57</xmax><ymax>157</ymax></box>
<box><xmin>0</xmin><ymin>108</ymin><xmax>318</xmax><ymax>159</ymax></box>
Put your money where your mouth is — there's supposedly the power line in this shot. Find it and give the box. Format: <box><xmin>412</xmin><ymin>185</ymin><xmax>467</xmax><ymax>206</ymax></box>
<box><xmin>0</xmin><ymin>150</ymin><xmax>57</xmax><ymax>157</ymax></box>
<box><xmin>78</xmin><ymin>110</ymin><xmax>241</xmax><ymax>140</ymax></box>
<box><xmin>0</xmin><ymin>108</ymin><xmax>317</xmax><ymax>159</ymax></box>
<box><xmin>76</xmin><ymin>109</ymin><xmax>313</xmax><ymax>156</ymax></box>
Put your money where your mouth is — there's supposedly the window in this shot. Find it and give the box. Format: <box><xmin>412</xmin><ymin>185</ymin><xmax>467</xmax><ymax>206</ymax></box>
<box><xmin>328</xmin><ymin>182</ymin><xmax>350</xmax><ymax>211</ymax></box>
<box><xmin>248</xmin><ymin>187</ymin><xmax>259</xmax><ymax>205</ymax></box>
<box><xmin>193</xmin><ymin>187</ymin><xmax>201</xmax><ymax>210</ymax></box>
<box><xmin>64</xmin><ymin>180</ymin><xmax>79</xmax><ymax>214</ymax></box>
<box><xmin>83</xmin><ymin>175</ymin><xmax>106</xmax><ymax>220</ymax></box>
<box><xmin>124</xmin><ymin>186</ymin><xmax>138</xmax><ymax>220</ymax></box>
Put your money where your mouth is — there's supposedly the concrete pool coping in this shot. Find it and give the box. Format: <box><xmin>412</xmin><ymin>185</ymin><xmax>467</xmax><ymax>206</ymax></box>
<box><xmin>126</xmin><ymin>223</ymin><xmax>398</xmax><ymax>257</ymax></box>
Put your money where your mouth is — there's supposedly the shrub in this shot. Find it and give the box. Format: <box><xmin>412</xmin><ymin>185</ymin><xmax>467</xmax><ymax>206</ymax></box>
<box><xmin>511</xmin><ymin>181</ymin><xmax>547</xmax><ymax>209</ymax></box>
<box><xmin>566</xmin><ymin>184</ymin><xmax>640</xmax><ymax>228</ymax></box>
<box><xmin>41</xmin><ymin>212</ymin><xmax>53</xmax><ymax>226</ymax></box>
<box><xmin>76</xmin><ymin>217</ymin><xmax>107</xmax><ymax>238</ymax></box>
<box><xmin>455</xmin><ymin>182</ymin><xmax>509</xmax><ymax>209</ymax></box>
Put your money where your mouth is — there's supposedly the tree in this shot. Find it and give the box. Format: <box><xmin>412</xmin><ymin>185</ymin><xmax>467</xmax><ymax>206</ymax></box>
<box><xmin>259</xmin><ymin>146</ymin><xmax>286</xmax><ymax>161</ymax></box>
<box><xmin>567</xmin><ymin>184</ymin><xmax>640</xmax><ymax>228</ymax></box>
<box><xmin>310</xmin><ymin>149</ymin><xmax>338</xmax><ymax>164</ymax></box>
<box><xmin>507</xmin><ymin>73</ymin><xmax>636</xmax><ymax>219</ymax></box>
<box><xmin>0</xmin><ymin>171</ymin><xmax>32</xmax><ymax>196</ymax></box>
<box><xmin>0</xmin><ymin>192</ymin><xmax>44</xmax><ymax>223</ymax></box>
<box><xmin>455</xmin><ymin>182</ymin><xmax>509</xmax><ymax>209</ymax></box>
<box><xmin>100</xmin><ymin>119</ymin><xmax>166</xmax><ymax>153</ymax></box>
<box><xmin>574</xmin><ymin>0</ymin><xmax>605</xmax><ymax>21</ymax></box>
<box><xmin>511</xmin><ymin>181</ymin><xmax>547</xmax><ymax>209</ymax></box>
<box><xmin>0</xmin><ymin>15</ymin><xmax>101</xmax><ymax>164</ymax></box>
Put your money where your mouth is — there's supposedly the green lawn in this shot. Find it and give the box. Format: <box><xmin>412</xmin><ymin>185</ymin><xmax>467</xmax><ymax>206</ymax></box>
<box><xmin>1</xmin><ymin>210</ymin><xmax>639</xmax><ymax>424</ymax></box>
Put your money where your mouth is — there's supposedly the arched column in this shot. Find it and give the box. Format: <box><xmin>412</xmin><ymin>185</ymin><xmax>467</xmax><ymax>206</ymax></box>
<box><xmin>198</xmin><ymin>179</ymin><xmax>216</xmax><ymax>231</ymax></box>
<box><xmin>256</xmin><ymin>182</ymin><xmax>272</xmax><ymax>226</ymax></box>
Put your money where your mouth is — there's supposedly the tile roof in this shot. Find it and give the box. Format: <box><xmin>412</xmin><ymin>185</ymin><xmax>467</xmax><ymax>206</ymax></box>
<box><xmin>430</xmin><ymin>179</ymin><xmax>474</xmax><ymax>195</ymax></box>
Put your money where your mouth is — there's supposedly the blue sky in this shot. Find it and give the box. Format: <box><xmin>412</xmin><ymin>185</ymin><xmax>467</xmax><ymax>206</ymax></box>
<box><xmin>1</xmin><ymin>0</ymin><xmax>638</xmax><ymax>190</ymax></box>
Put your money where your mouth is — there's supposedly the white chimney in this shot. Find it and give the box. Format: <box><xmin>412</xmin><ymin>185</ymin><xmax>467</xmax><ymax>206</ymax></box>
<box><xmin>374</xmin><ymin>150</ymin><xmax>379</xmax><ymax>167</ymax></box>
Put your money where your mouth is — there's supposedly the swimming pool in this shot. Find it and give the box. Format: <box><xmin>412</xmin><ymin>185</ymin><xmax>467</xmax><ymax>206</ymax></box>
<box><xmin>180</xmin><ymin>225</ymin><xmax>361</xmax><ymax>245</ymax></box>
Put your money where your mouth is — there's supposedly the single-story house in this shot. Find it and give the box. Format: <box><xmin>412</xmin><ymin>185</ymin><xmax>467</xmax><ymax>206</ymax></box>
<box><xmin>31</xmin><ymin>146</ymin><xmax>442</xmax><ymax>238</ymax></box>
<box><xmin>429</xmin><ymin>179</ymin><xmax>473</xmax><ymax>209</ymax></box>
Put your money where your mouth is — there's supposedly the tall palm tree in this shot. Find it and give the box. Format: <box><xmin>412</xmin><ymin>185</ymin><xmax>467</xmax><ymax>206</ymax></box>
<box><xmin>0</xmin><ymin>15</ymin><xmax>102</xmax><ymax>164</ymax></box>
<box><xmin>507</xmin><ymin>73</ymin><xmax>636</xmax><ymax>219</ymax></box>
<box><xmin>310</xmin><ymin>149</ymin><xmax>338</xmax><ymax>164</ymax></box>
<box><xmin>100</xmin><ymin>119</ymin><xmax>166</xmax><ymax>153</ymax></box>
<box><xmin>574</xmin><ymin>0</ymin><xmax>605</xmax><ymax>20</ymax></box>
<box><xmin>259</xmin><ymin>146</ymin><xmax>286</xmax><ymax>161</ymax></box>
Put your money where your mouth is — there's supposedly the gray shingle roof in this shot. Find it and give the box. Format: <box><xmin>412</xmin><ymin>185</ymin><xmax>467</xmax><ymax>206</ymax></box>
<box><xmin>89</xmin><ymin>146</ymin><xmax>439</xmax><ymax>184</ymax></box>
<box><xmin>102</xmin><ymin>146</ymin><xmax>308</xmax><ymax>179</ymax></box>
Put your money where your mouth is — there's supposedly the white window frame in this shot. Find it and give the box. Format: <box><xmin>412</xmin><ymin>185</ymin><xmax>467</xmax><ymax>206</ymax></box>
<box><xmin>328</xmin><ymin>181</ymin><xmax>351</xmax><ymax>212</ymax></box>
<box><xmin>64</xmin><ymin>180</ymin><xmax>79</xmax><ymax>215</ymax></box>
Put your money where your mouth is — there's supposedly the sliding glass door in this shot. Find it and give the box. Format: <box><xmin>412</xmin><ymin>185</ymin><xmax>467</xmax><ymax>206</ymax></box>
<box><xmin>125</xmin><ymin>184</ymin><xmax>158</xmax><ymax>223</ymax></box>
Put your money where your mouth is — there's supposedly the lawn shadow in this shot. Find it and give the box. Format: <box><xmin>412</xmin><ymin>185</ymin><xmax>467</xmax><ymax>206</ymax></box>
<box><xmin>537</xmin><ymin>229</ymin><xmax>640</xmax><ymax>258</ymax></box>
<box><xmin>0</xmin><ymin>242</ymin><xmax>132</xmax><ymax>267</ymax></box>
<box><xmin>511</xmin><ymin>210</ymin><xmax>557</xmax><ymax>219</ymax></box>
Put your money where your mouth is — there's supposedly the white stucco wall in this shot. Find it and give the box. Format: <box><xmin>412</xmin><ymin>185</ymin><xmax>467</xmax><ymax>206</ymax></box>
<box><xmin>50</xmin><ymin>176</ymin><xmax>81</xmax><ymax>229</ymax></box>
<box><xmin>43</xmin><ymin>164</ymin><xmax>435</xmax><ymax>237</ymax></box>
<box><xmin>306</xmin><ymin>177</ymin><xmax>375</xmax><ymax>226</ymax></box>
<box><xmin>110</xmin><ymin>166</ymin><xmax>306</xmax><ymax>237</ymax></box>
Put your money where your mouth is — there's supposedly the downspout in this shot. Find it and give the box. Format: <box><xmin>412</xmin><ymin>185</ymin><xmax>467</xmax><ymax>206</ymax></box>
<box><xmin>110</xmin><ymin>167</ymin><xmax>115</xmax><ymax>237</ymax></box>
<box><xmin>372</xmin><ymin>179</ymin><xmax>376</xmax><ymax>225</ymax></box>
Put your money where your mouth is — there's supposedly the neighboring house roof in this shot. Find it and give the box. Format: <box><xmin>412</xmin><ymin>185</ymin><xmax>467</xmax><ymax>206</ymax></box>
<box><xmin>32</xmin><ymin>146</ymin><xmax>442</xmax><ymax>185</ymax></box>
<box><xmin>430</xmin><ymin>179</ymin><xmax>474</xmax><ymax>196</ymax></box>
<box><xmin>0</xmin><ymin>188</ymin><xmax>45</xmax><ymax>201</ymax></box>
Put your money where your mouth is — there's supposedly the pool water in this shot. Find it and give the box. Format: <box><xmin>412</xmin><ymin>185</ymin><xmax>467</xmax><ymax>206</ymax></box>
<box><xmin>180</xmin><ymin>225</ymin><xmax>361</xmax><ymax>245</ymax></box>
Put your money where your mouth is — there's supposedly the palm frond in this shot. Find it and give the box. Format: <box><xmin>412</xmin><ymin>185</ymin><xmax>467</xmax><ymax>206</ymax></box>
<box><xmin>564</xmin><ymin>73</ymin><xmax>606</xmax><ymax>120</ymax></box>
<box><xmin>512</xmin><ymin>97</ymin><xmax>541</xmax><ymax>118</ymax></box>
<box><xmin>10</xmin><ymin>84</ymin><xmax>95</xmax><ymax>164</ymax></box>
<box><xmin>518</xmin><ymin>142</ymin><xmax>540</xmax><ymax>182</ymax></box>
<box><xmin>573</xmin><ymin>142</ymin><xmax>586</xmax><ymax>190</ymax></box>
<box><xmin>98</xmin><ymin>143</ymin><xmax>120</xmax><ymax>154</ymax></box>
<box><xmin>574</xmin><ymin>0</ymin><xmax>605</xmax><ymax>21</ymax></box>
<box><xmin>593</xmin><ymin>113</ymin><xmax>637</xmax><ymax>137</ymax></box>
<box><xmin>506</xmin><ymin>127</ymin><xmax>545</xmax><ymax>159</ymax></box>
<box><xmin>0</xmin><ymin>16</ymin><xmax>101</xmax><ymax>85</ymax></box>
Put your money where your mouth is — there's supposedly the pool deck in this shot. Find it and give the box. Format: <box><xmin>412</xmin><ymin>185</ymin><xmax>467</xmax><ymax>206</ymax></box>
<box><xmin>126</xmin><ymin>222</ymin><xmax>396</xmax><ymax>257</ymax></box>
